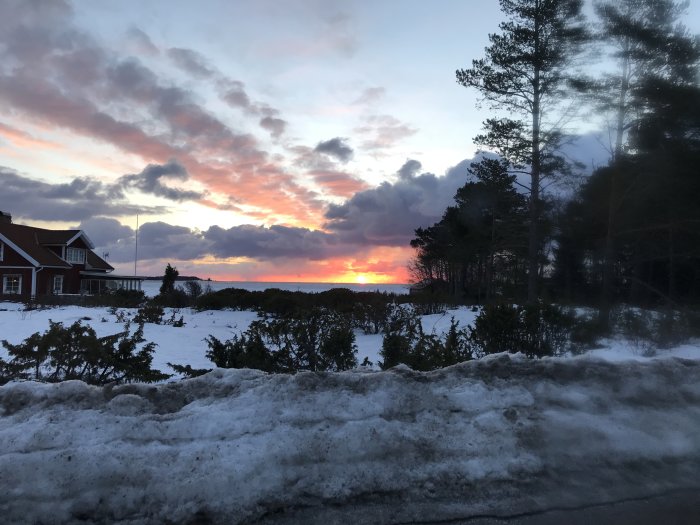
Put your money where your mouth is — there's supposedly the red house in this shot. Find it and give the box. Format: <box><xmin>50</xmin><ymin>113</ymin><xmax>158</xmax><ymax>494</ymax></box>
<box><xmin>0</xmin><ymin>212</ymin><xmax>141</xmax><ymax>298</ymax></box>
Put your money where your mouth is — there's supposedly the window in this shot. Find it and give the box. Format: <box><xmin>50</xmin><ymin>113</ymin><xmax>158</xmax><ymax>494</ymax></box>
<box><xmin>53</xmin><ymin>275</ymin><xmax>64</xmax><ymax>295</ymax></box>
<box><xmin>2</xmin><ymin>275</ymin><xmax>21</xmax><ymax>295</ymax></box>
<box><xmin>0</xmin><ymin>241</ymin><xmax>4</xmax><ymax>261</ymax></box>
<box><xmin>66</xmin><ymin>247</ymin><xmax>85</xmax><ymax>264</ymax></box>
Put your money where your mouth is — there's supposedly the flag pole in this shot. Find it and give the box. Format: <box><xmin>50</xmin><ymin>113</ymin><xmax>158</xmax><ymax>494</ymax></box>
<box><xmin>134</xmin><ymin>214</ymin><xmax>139</xmax><ymax>276</ymax></box>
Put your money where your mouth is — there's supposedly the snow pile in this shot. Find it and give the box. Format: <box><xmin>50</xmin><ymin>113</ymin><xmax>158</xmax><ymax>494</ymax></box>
<box><xmin>1</xmin><ymin>354</ymin><xmax>700</xmax><ymax>523</ymax></box>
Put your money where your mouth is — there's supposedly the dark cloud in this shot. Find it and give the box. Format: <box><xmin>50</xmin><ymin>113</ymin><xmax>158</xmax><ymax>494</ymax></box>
<box><xmin>118</xmin><ymin>160</ymin><xmax>204</xmax><ymax>201</ymax></box>
<box><xmin>93</xmin><ymin>221</ymin><xmax>353</xmax><ymax>263</ymax></box>
<box><xmin>167</xmin><ymin>47</ymin><xmax>215</xmax><ymax>78</ymax></box>
<box><xmin>75</xmin><ymin>217</ymin><xmax>134</xmax><ymax>247</ymax></box>
<box><xmin>314</xmin><ymin>137</ymin><xmax>354</xmax><ymax>163</ymax></box>
<box><xmin>135</xmin><ymin>221</ymin><xmax>210</xmax><ymax>261</ymax></box>
<box><xmin>397</xmin><ymin>159</ymin><xmax>422</xmax><ymax>180</ymax></box>
<box><xmin>324</xmin><ymin>159</ymin><xmax>475</xmax><ymax>246</ymax></box>
<box><xmin>0</xmin><ymin>167</ymin><xmax>165</xmax><ymax>222</ymax></box>
<box><xmin>259</xmin><ymin>116</ymin><xmax>287</xmax><ymax>139</ymax></box>
<box><xmin>219</xmin><ymin>80</ymin><xmax>254</xmax><ymax>112</ymax></box>
<box><xmin>205</xmin><ymin>224</ymin><xmax>348</xmax><ymax>260</ymax></box>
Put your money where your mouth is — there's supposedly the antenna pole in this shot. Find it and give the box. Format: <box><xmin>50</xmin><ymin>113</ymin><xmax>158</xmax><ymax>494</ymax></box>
<box><xmin>134</xmin><ymin>214</ymin><xmax>139</xmax><ymax>276</ymax></box>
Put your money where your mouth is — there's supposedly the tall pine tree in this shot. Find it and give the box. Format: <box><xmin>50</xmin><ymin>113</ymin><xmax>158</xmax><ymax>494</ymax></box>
<box><xmin>457</xmin><ymin>0</ymin><xmax>586</xmax><ymax>303</ymax></box>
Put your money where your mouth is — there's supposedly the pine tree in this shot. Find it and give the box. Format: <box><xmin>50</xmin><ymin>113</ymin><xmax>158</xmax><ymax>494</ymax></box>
<box><xmin>592</xmin><ymin>0</ymin><xmax>696</xmax><ymax>327</ymax></box>
<box><xmin>456</xmin><ymin>0</ymin><xmax>586</xmax><ymax>303</ymax></box>
<box><xmin>159</xmin><ymin>263</ymin><xmax>179</xmax><ymax>296</ymax></box>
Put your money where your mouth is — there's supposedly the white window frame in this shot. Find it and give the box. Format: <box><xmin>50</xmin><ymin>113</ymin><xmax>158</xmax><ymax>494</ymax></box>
<box><xmin>2</xmin><ymin>274</ymin><xmax>22</xmax><ymax>295</ymax></box>
<box><xmin>66</xmin><ymin>247</ymin><xmax>86</xmax><ymax>264</ymax></box>
<box><xmin>53</xmin><ymin>275</ymin><xmax>64</xmax><ymax>295</ymax></box>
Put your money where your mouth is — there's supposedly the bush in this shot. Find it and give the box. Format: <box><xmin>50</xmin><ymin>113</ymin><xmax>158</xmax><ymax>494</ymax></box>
<box><xmin>173</xmin><ymin>308</ymin><xmax>358</xmax><ymax>376</ymax></box>
<box><xmin>613</xmin><ymin>306</ymin><xmax>698</xmax><ymax>351</ymax></box>
<box><xmin>0</xmin><ymin>320</ymin><xmax>168</xmax><ymax>385</ymax></box>
<box><xmin>380</xmin><ymin>309</ymin><xmax>472</xmax><ymax>371</ymax></box>
<box><xmin>134</xmin><ymin>303</ymin><xmax>165</xmax><ymax>324</ymax></box>
<box><xmin>468</xmin><ymin>302</ymin><xmax>574</xmax><ymax>358</ymax></box>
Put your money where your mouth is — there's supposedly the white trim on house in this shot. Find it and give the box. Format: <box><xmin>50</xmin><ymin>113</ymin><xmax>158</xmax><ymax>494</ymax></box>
<box><xmin>66</xmin><ymin>231</ymin><xmax>95</xmax><ymax>249</ymax></box>
<box><xmin>0</xmin><ymin>233</ymin><xmax>40</xmax><ymax>267</ymax></box>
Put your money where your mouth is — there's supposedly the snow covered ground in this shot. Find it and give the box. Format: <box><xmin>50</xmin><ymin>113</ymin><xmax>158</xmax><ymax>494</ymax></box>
<box><xmin>1</xmin><ymin>355</ymin><xmax>699</xmax><ymax>523</ymax></box>
<box><xmin>1</xmin><ymin>301</ymin><xmax>700</xmax><ymax>523</ymax></box>
<box><xmin>0</xmin><ymin>302</ymin><xmax>486</xmax><ymax>373</ymax></box>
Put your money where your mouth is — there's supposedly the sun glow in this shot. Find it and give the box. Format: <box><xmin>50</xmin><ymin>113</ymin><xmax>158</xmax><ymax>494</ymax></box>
<box><xmin>355</xmin><ymin>274</ymin><xmax>368</xmax><ymax>284</ymax></box>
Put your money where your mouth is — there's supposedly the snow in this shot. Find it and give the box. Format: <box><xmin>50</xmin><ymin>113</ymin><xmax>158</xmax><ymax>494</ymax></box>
<box><xmin>1</xmin><ymin>301</ymin><xmax>700</xmax><ymax>522</ymax></box>
<box><xmin>1</xmin><ymin>302</ymin><xmax>699</xmax><ymax>375</ymax></box>
<box><xmin>1</xmin><ymin>355</ymin><xmax>699</xmax><ymax>523</ymax></box>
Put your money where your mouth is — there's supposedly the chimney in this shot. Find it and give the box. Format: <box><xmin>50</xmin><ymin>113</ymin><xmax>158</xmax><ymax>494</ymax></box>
<box><xmin>0</xmin><ymin>211</ymin><xmax>11</xmax><ymax>224</ymax></box>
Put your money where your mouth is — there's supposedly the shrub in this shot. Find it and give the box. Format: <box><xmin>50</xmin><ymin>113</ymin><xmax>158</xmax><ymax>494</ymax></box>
<box><xmin>468</xmin><ymin>302</ymin><xmax>574</xmax><ymax>358</ymax></box>
<box><xmin>613</xmin><ymin>306</ymin><xmax>698</xmax><ymax>351</ymax></box>
<box><xmin>0</xmin><ymin>320</ymin><xmax>168</xmax><ymax>385</ymax></box>
<box><xmin>134</xmin><ymin>303</ymin><xmax>165</xmax><ymax>324</ymax></box>
<box><xmin>380</xmin><ymin>311</ymin><xmax>472</xmax><ymax>371</ymax></box>
<box><xmin>173</xmin><ymin>308</ymin><xmax>358</xmax><ymax>375</ymax></box>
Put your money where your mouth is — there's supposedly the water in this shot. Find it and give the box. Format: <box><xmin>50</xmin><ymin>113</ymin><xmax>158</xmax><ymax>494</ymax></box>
<box><xmin>141</xmin><ymin>280</ymin><xmax>410</xmax><ymax>297</ymax></box>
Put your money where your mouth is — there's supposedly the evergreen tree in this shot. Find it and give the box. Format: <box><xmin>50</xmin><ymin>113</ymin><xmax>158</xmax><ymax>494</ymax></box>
<box><xmin>410</xmin><ymin>159</ymin><xmax>527</xmax><ymax>302</ymax></box>
<box><xmin>457</xmin><ymin>0</ymin><xmax>587</xmax><ymax>303</ymax></box>
<box><xmin>159</xmin><ymin>263</ymin><xmax>179</xmax><ymax>296</ymax></box>
<box><xmin>591</xmin><ymin>0</ymin><xmax>697</xmax><ymax>327</ymax></box>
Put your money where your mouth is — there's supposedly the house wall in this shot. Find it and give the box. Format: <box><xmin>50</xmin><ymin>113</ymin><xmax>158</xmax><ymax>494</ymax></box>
<box><xmin>0</xmin><ymin>241</ymin><xmax>32</xmax><ymax>266</ymax></box>
<box><xmin>0</xmin><ymin>242</ymin><xmax>33</xmax><ymax>298</ymax></box>
<box><xmin>62</xmin><ymin>267</ymin><xmax>84</xmax><ymax>294</ymax></box>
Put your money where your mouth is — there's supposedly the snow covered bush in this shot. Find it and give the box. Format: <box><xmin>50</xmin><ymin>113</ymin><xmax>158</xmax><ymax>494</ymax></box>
<box><xmin>0</xmin><ymin>320</ymin><xmax>169</xmax><ymax>385</ymax></box>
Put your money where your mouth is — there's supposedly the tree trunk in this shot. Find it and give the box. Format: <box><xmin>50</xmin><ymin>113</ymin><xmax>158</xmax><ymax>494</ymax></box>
<box><xmin>528</xmin><ymin>45</ymin><xmax>541</xmax><ymax>304</ymax></box>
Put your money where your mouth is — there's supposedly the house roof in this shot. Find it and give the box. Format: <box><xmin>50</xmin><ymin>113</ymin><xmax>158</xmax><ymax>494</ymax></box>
<box><xmin>0</xmin><ymin>222</ymin><xmax>112</xmax><ymax>270</ymax></box>
<box><xmin>86</xmin><ymin>250</ymin><xmax>113</xmax><ymax>271</ymax></box>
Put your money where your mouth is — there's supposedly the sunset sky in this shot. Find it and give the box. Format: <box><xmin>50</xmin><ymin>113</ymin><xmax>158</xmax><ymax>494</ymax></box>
<box><xmin>1</xmin><ymin>1</ymin><xmax>697</xmax><ymax>283</ymax></box>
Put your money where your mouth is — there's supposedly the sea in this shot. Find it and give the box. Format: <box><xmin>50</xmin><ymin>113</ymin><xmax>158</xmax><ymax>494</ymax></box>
<box><xmin>141</xmin><ymin>280</ymin><xmax>410</xmax><ymax>298</ymax></box>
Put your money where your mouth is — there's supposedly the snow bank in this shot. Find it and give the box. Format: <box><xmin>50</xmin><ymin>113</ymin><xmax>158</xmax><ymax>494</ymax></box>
<box><xmin>1</xmin><ymin>354</ymin><xmax>699</xmax><ymax>524</ymax></box>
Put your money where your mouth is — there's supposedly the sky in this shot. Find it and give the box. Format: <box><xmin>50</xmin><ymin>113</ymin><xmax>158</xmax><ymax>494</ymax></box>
<box><xmin>0</xmin><ymin>0</ymin><xmax>697</xmax><ymax>283</ymax></box>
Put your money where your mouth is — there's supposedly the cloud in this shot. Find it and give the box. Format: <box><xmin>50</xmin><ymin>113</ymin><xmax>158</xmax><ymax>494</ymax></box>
<box><xmin>0</xmin><ymin>5</ymin><xmax>315</xmax><ymax>222</ymax></box>
<box><xmin>126</xmin><ymin>27</ymin><xmax>159</xmax><ymax>56</ymax></box>
<box><xmin>0</xmin><ymin>121</ymin><xmax>59</xmax><ymax>150</ymax></box>
<box><xmin>259</xmin><ymin>116</ymin><xmax>287</xmax><ymax>139</ymax></box>
<box><xmin>93</xmin><ymin>221</ymin><xmax>354</xmax><ymax>264</ymax></box>
<box><xmin>308</xmin><ymin>170</ymin><xmax>368</xmax><ymax>197</ymax></box>
<box><xmin>397</xmin><ymin>159</ymin><xmax>422</xmax><ymax>180</ymax></box>
<box><xmin>0</xmin><ymin>167</ymin><xmax>166</xmax><ymax>222</ymax></box>
<box><xmin>204</xmin><ymin>224</ymin><xmax>349</xmax><ymax>260</ymax></box>
<box><xmin>167</xmin><ymin>47</ymin><xmax>215</xmax><ymax>78</ymax></box>
<box><xmin>352</xmin><ymin>87</ymin><xmax>385</xmax><ymax>105</ymax></box>
<box><xmin>118</xmin><ymin>160</ymin><xmax>204</xmax><ymax>201</ymax></box>
<box><xmin>313</xmin><ymin>137</ymin><xmax>354</xmax><ymax>163</ymax></box>
<box><xmin>355</xmin><ymin>115</ymin><xmax>417</xmax><ymax>151</ymax></box>
<box><xmin>75</xmin><ymin>217</ymin><xmax>134</xmax><ymax>247</ymax></box>
<box><xmin>324</xmin><ymin>158</ymin><xmax>474</xmax><ymax>246</ymax></box>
